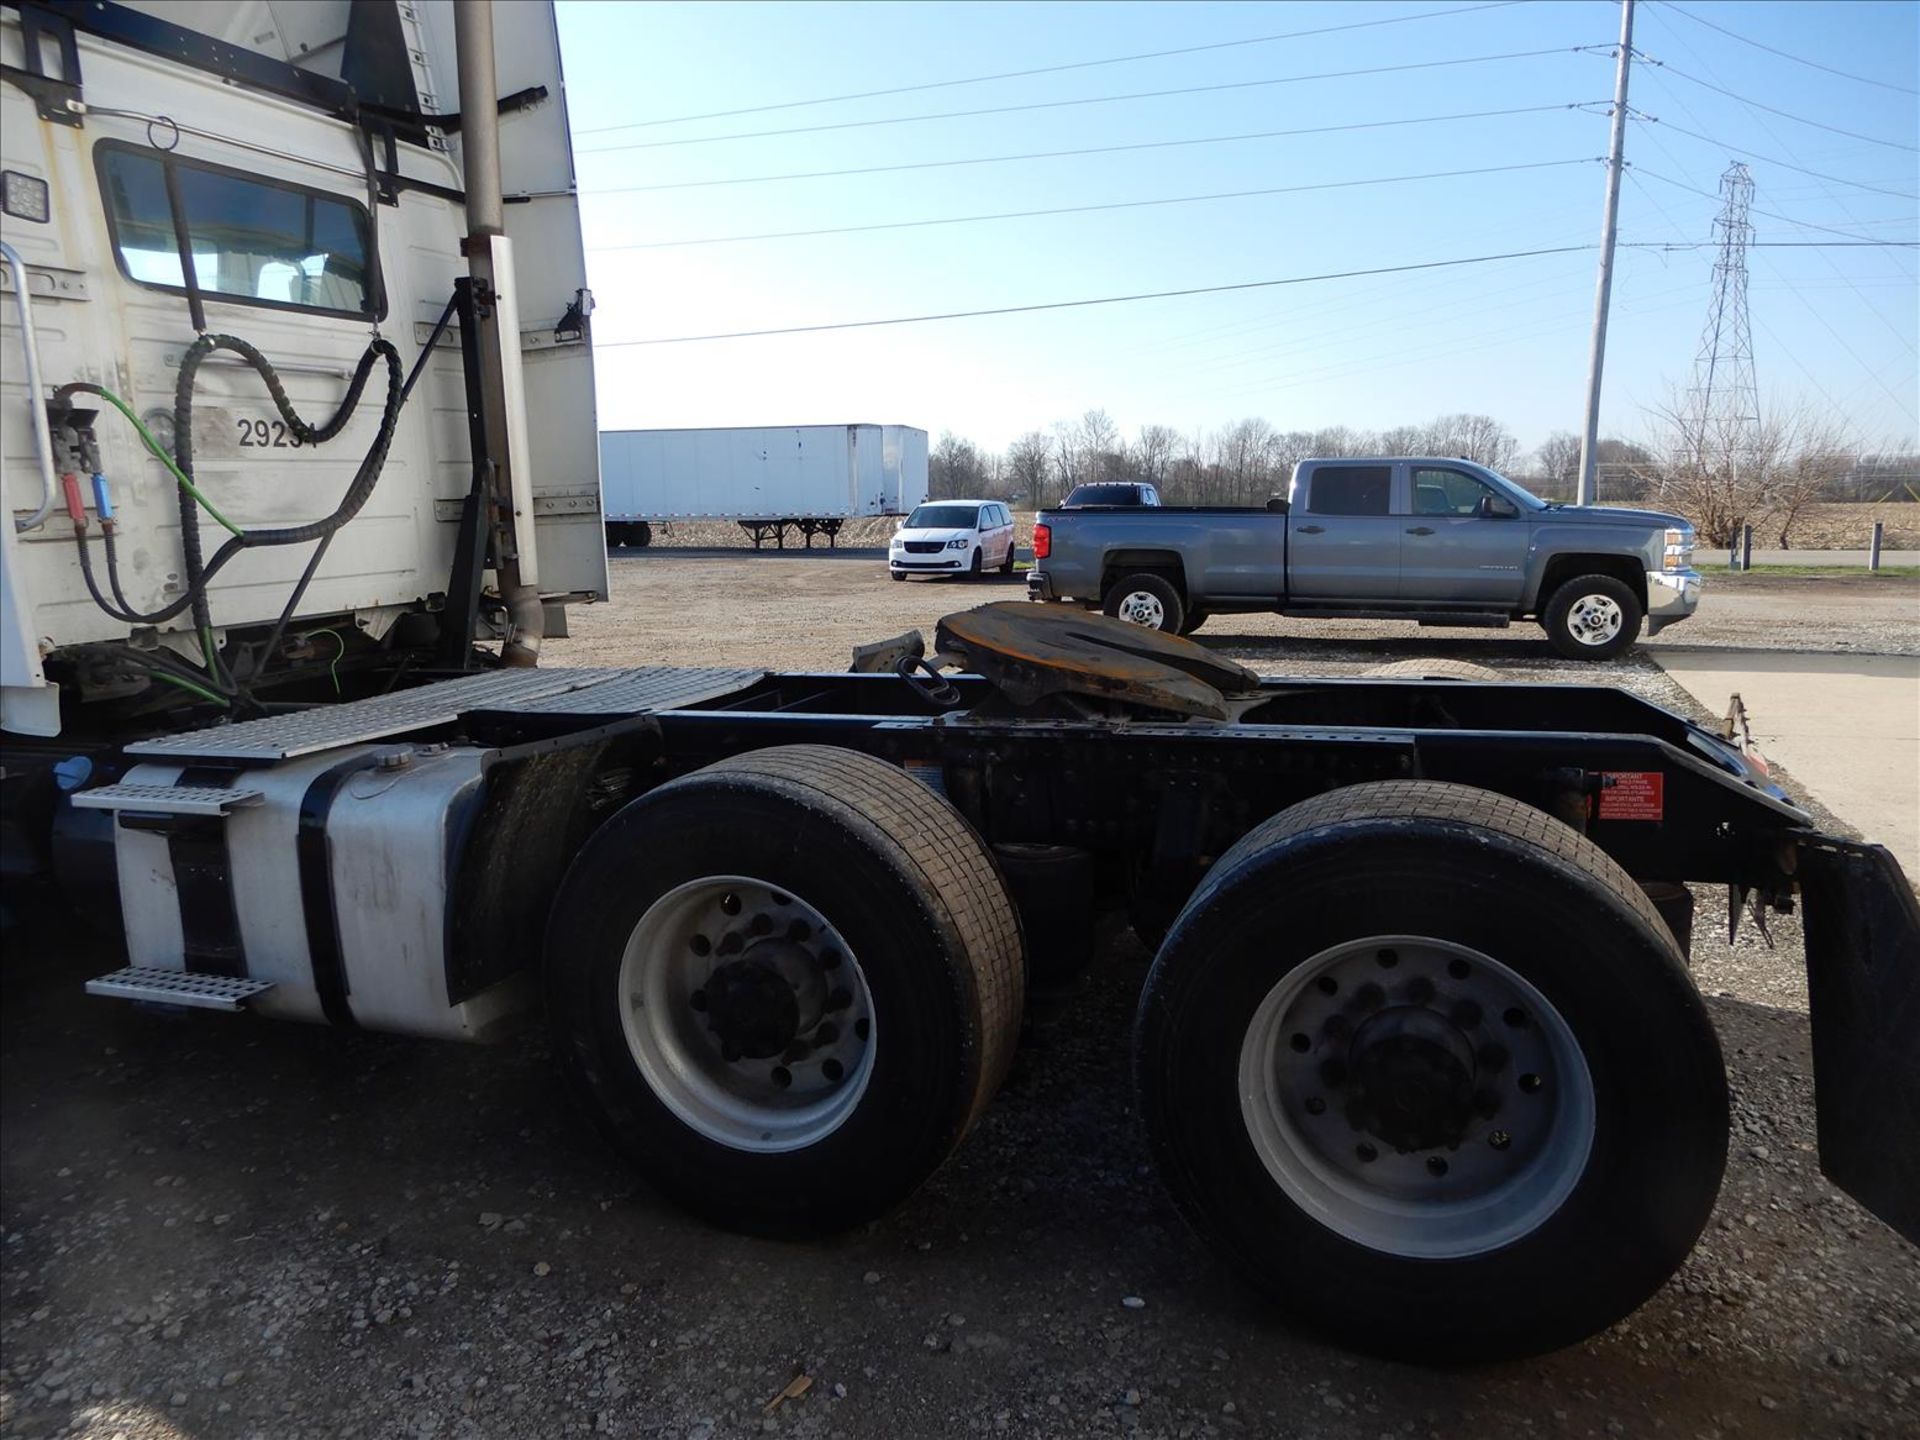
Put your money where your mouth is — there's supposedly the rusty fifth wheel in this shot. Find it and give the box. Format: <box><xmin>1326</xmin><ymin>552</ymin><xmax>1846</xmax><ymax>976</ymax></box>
<box><xmin>1133</xmin><ymin>780</ymin><xmax>1728</xmax><ymax>1362</ymax></box>
<box><xmin>546</xmin><ymin>745</ymin><xmax>1024</xmax><ymax>1236</ymax></box>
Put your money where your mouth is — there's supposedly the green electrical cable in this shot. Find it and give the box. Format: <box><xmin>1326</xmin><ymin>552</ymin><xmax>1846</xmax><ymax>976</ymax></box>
<box><xmin>144</xmin><ymin>668</ymin><xmax>230</xmax><ymax>708</ymax></box>
<box><xmin>89</xmin><ymin>384</ymin><xmax>247</xmax><ymax>539</ymax></box>
<box><xmin>310</xmin><ymin>628</ymin><xmax>347</xmax><ymax>694</ymax></box>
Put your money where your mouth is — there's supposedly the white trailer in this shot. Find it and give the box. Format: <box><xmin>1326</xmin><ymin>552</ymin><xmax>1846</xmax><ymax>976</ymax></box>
<box><xmin>598</xmin><ymin>423</ymin><xmax>928</xmax><ymax>548</ymax></box>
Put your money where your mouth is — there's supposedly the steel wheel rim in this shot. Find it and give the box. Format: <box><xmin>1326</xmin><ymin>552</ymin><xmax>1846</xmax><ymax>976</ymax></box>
<box><xmin>1567</xmin><ymin>594</ymin><xmax>1624</xmax><ymax>645</ymax></box>
<box><xmin>1237</xmin><ymin>935</ymin><xmax>1595</xmax><ymax>1259</ymax></box>
<box><xmin>1117</xmin><ymin>590</ymin><xmax>1165</xmax><ymax>628</ymax></box>
<box><xmin>619</xmin><ymin>875</ymin><xmax>876</xmax><ymax>1152</ymax></box>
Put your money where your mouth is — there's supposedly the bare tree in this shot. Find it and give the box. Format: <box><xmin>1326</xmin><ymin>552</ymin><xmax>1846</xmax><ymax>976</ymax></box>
<box><xmin>929</xmin><ymin>431</ymin><xmax>987</xmax><ymax>499</ymax></box>
<box><xmin>1534</xmin><ymin>431</ymin><xmax>1582</xmax><ymax>489</ymax></box>
<box><xmin>1004</xmin><ymin>430</ymin><xmax>1051</xmax><ymax>507</ymax></box>
<box><xmin>1132</xmin><ymin>424</ymin><xmax>1180</xmax><ymax>486</ymax></box>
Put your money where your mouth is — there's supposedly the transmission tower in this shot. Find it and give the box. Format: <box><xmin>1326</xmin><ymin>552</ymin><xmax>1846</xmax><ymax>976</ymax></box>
<box><xmin>1685</xmin><ymin>162</ymin><xmax>1760</xmax><ymax>472</ymax></box>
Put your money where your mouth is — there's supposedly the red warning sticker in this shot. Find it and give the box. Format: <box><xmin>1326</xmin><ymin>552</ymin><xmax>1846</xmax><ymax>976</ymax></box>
<box><xmin>1598</xmin><ymin>771</ymin><xmax>1665</xmax><ymax>821</ymax></box>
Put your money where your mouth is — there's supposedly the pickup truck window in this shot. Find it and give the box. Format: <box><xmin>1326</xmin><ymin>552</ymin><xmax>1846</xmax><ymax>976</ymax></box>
<box><xmin>1306</xmin><ymin>466</ymin><xmax>1392</xmax><ymax>517</ymax></box>
<box><xmin>1412</xmin><ymin>468</ymin><xmax>1498</xmax><ymax>518</ymax></box>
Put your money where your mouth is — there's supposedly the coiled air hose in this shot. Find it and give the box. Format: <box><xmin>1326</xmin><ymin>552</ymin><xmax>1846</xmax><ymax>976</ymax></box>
<box><xmin>61</xmin><ymin>333</ymin><xmax>403</xmax><ymax>633</ymax></box>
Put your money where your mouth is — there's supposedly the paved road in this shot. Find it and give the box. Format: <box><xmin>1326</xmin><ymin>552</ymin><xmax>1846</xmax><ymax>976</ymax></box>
<box><xmin>1651</xmin><ymin>648</ymin><xmax>1920</xmax><ymax>878</ymax></box>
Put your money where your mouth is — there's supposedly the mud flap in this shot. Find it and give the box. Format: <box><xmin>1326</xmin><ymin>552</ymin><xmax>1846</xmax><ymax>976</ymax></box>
<box><xmin>1797</xmin><ymin>836</ymin><xmax>1920</xmax><ymax>1243</ymax></box>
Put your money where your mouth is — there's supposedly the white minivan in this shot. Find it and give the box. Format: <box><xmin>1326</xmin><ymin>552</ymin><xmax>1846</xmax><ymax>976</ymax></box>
<box><xmin>889</xmin><ymin>500</ymin><xmax>1018</xmax><ymax>581</ymax></box>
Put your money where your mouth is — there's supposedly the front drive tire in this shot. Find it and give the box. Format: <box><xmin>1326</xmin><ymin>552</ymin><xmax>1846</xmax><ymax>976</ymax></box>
<box><xmin>968</xmin><ymin>548</ymin><xmax>984</xmax><ymax>579</ymax></box>
<box><xmin>546</xmin><ymin>745</ymin><xmax>1025</xmax><ymax>1237</ymax></box>
<box><xmin>1543</xmin><ymin>573</ymin><xmax>1642</xmax><ymax>660</ymax></box>
<box><xmin>890</xmin><ymin>568</ymin><xmax>906</xmax><ymax>582</ymax></box>
<box><xmin>1134</xmin><ymin>780</ymin><xmax>1728</xmax><ymax>1362</ymax></box>
<box><xmin>1102</xmin><ymin>572</ymin><xmax>1185</xmax><ymax>634</ymax></box>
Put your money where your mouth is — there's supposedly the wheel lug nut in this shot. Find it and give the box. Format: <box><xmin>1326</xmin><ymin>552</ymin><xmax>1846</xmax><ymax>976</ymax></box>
<box><xmin>1503</xmin><ymin>1007</ymin><xmax>1529</xmax><ymax>1029</ymax></box>
<box><xmin>821</xmin><ymin>1058</ymin><xmax>844</xmax><ymax>1083</ymax></box>
<box><xmin>1355</xmin><ymin>1142</ymin><xmax>1378</xmax><ymax>1163</ymax></box>
<box><xmin>1304</xmin><ymin>1096</ymin><xmax>1326</xmax><ymax>1116</ymax></box>
<box><xmin>1314</xmin><ymin>975</ymin><xmax>1338</xmax><ymax>997</ymax></box>
<box><xmin>1446</xmin><ymin>958</ymin><xmax>1471</xmax><ymax>980</ymax></box>
<box><xmin>689</xmin><ymin>935</ymin><xmax>711</xmax><ymax>957</ymax></box>
<box><xmin>1518</xmin><ymin>1072</ymin><xmax>1543</xmax><ymax>1094</ymax></box>
<box><xmin>1376</xmin><ymin>948</ymin><xmax>1399</xmax><ymax>969</ymax></box>
<box><xmin>690</xmin><ymin>989</ymin><xmax>707</xmax><ymax>1012</ymax></box>
<box><xmin>720</xmin><ymin>893</ymin><xmax>742</xmax><ymax>916</ymax></box>
<box><xmin>771</xmin><ymin>1066</ymin><xmax>792</xmax><ymax>1088</ymax></box>
<box><xmin>1288</xmin><ymin>1032</ymin><xmax>1311</xmax><ymax>1054</ymax></box>
<box><xmin>1489</xmin><ymin>1130</ymin><xmax>1512</xmax><ymax>1150</ymax></box>
<box><xmin>1426</xmin><ymin>1156</ymin><xmax>1449</xmax><ymax>1177</ymax></box>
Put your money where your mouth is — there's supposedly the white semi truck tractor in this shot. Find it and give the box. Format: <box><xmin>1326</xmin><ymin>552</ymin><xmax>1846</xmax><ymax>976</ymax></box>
<box><xmin>2</xmin><ymin>0</ymin><xmax>1913</xmax><ymax>1365</ymax></box>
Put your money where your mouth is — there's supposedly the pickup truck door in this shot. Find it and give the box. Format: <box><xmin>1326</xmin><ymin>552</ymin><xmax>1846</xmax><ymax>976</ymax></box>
<box><xmin>1288</xmin><ymin>464</ymin><xmax>1403</xmax><ymax>600</ymax></box>
<box><xmin>1401</xmin><ymin>467</ymin><xmax>1530</xmax><ymax>605</ymax></box>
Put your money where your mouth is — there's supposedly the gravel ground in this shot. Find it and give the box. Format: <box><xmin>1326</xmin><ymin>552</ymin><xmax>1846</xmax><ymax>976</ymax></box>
<box><xmin>4</xmin><ymin>559</ymin><xmax>1917</xmax><ymax>1440</ymax></box>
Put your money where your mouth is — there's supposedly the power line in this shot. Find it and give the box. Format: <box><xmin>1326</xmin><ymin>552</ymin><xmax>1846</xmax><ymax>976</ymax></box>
<box><xmin>578</xmin><ymin>102</ymin><xmax>1603</xmax><ymax>194</ymax></box>
<box><xmin>576</xmin><ymin>48</ymin><xmax>1600</xmax><ymax>154</ymax></box>
<box><xmin>586</xmin><ymin>159</ymin><xmax>1601</xmax><ymax>251</ymax></box>
<box><xmin>1631</xmin><ymin>112</ymin><xmax>1920</xmax><ymax>201</ymax></box>
<box><xmin>576</xmin><ymin>1</ymin><xmax>1532</xmax><ymax>134</ymax></box>
<box><xmin>1644</xmin><ymin>58</ymin><xmax>1920</xmax><ymax>153</ymax></box>
<box><xmin>1656</xmin><ymin>1</ymin><xmax>1920</xmax><ymax>97</ymax></box>
<box><xmin>596</xmin><ymin>246</ymin><xmax>1594</xmax><ymax>346</ymax></box>
<box><xmin>1631</xmin><ymin>169</ymin><xmax>1909</xmax><ymax>242</ymax></box>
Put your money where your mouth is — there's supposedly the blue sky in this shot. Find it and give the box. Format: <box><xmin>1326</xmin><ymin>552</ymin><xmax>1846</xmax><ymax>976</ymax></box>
<box><xmin>558</xmin><ymin>0</ymin><xmax>1918</xmax><ymax>459</ymax></box>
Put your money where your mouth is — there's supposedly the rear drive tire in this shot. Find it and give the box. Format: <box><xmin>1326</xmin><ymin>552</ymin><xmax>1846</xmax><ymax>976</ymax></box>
<box><xmin>1543</xmin><ymin>574</ymin><xmax>1642</xmax><ymax>660</ymax></box>
<box><xmin>1102</xmin><ymin>572</ymin><xmax>1185</xmax><ymax>634</ymax></box>
<box><xmin>546</xmin><ymin>745</ymin><xmax>1025</xmax><ymax>1237</ymax></box>
<box><xmin>1134</xmin><ymin>780</ymin><xmax>1727</xmax><ymax>1362</ymax></box>
<box><xmin>1179</xmin><ymin>608</ymin><xmax>1210</xmax><ymax>636</ymax></box>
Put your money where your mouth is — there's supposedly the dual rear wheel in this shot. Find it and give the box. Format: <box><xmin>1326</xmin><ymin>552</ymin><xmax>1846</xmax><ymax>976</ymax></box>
<box><xmin>547</xmin><ymin>753</ymin><xmax>1727</xmax><ymax>1360</ymax></box>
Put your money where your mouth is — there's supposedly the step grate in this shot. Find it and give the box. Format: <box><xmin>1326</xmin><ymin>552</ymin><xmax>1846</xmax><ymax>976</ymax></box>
<box><xmin>86</xmin><ymin>967</ymin><xmax>276</xmax><ymax>1012</ymax></box>
<box><xmin>71</xmin><ymin>783</ymin><xmax>264</xmax><ymax>816</ymax></box>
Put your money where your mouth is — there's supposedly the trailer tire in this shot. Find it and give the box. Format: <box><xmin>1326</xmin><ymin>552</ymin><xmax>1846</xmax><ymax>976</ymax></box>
<box><xmin>1103</xmin><ymin>572</ymin><xmax>1185</xmax><ymax>634</ymax></box>
<box><xmin>1134</xmin><ymin>780</ymin><xmax>1727</xmax><ymax>1362</ymax></box>
<box><xmin>1543</xmin><ymin>574</ymin><xmax>1641</xmax><ymax>660</ymax></box>
<box><xmin>546</xmin><ymin>745</ymin><xmax>1024</xmax><ymax>1237</ymax></box>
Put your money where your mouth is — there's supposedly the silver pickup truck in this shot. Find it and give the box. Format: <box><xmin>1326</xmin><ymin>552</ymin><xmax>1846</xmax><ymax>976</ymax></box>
<box><xmin>1028</xmin><ymin>457</ymin><xmax>1700</xmax><ymax>659</ymax></box>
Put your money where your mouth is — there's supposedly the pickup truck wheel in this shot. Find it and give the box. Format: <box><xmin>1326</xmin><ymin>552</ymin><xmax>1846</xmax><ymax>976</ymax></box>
<box><xmin>1179</xmin><ymin>609</ymin><xmax>1209</xmax><ymax>636</ymax></box>
<box><xmin>546</xmin><ymin>745</ymin><xmax>1024</xmax><ymax>1237</ymax></box>
<box><xmin>1134</xmin><ymin>780</ymin><xmax>1727</xmax><ymax>1362</ymax></box>
<box><xmin>1544</xmin><ymin>575</ymin><xmax>1642</xmax><ymax>660</ymax></box>
<box><xmin>1103</xmin><ymin>573</ymin><xmax>1185</xmax><ymax>634</ymax></box>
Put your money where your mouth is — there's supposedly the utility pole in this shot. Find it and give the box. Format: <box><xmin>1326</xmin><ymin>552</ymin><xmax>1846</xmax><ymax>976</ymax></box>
<box><xmin>1575</xmin><ymin>0</ymin><xmax>1635</xmax><ymax>507</ymax></box>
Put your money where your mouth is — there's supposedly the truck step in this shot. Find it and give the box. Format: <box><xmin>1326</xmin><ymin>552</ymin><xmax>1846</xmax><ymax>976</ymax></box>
<box><xmin>71</xmin><ymin>783</ymin><xmax>265</xmax><ymax>817</ymax></box>
<box><xmin>85</xmin><ymin>966</ymin><xmax>276</xmax><ymax>1012</ymax></box>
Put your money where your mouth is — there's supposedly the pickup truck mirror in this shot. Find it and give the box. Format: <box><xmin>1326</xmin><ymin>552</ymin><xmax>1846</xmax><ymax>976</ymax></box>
<box><xmin>1479</xmin><ymin>495</ymin><xmax>1519</xmax><ymax>519</ymax></box>
<box><xmin>1265</xmin><ymin>495</ymin><xmax>1289</xmax><ymax>514</ymax></box>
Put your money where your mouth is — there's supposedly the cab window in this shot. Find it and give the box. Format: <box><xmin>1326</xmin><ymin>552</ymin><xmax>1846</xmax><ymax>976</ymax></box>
<box><xmin>1412</xmin><ymin>468</ymin><xmax>1498</xmax><ymax>518</ymax></box>
<box><xmin>1306</xmin><ymin>466</ymin><xmax>1392</xmax><ymax>517</ymax></box>
<box><xmin>97</xmin><ymin>143</ymin><xmax>379</xmax><ymax>319</ymax></box>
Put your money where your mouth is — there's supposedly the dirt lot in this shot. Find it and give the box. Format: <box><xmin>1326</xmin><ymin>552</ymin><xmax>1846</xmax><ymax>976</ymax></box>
<box><xmin>4</xmin><ymin>559</ymin><xmax>1918</xmax><ymax>1440</ymax></box>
